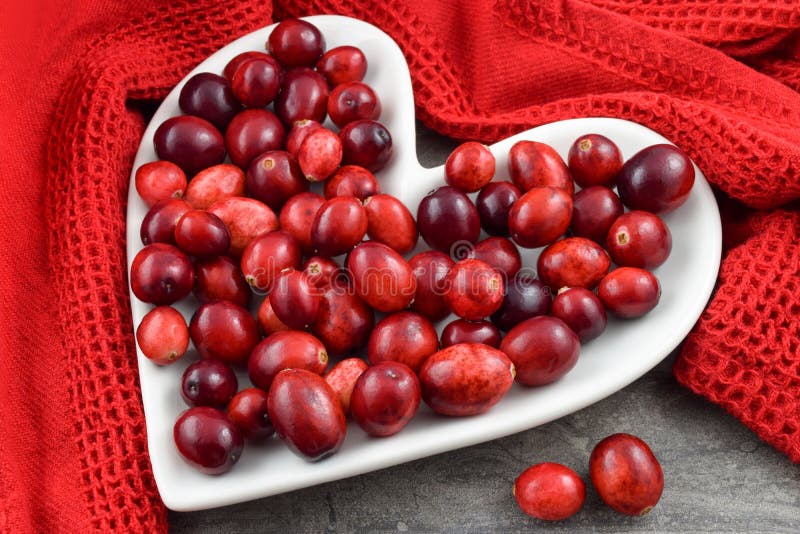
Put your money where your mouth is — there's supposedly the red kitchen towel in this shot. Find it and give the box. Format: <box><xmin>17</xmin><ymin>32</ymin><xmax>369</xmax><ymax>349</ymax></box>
<box><xmin>2</xmin><ymin>0</ymin><xmax>800</xmax><ymax>531</ymax></box>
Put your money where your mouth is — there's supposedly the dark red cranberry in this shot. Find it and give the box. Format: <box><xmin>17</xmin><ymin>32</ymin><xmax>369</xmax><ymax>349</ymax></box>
<box><xmin>514</xmin><ymin>463</ymin><xmax>586</xmax><ymax>521</ymax></box>
<box><xmin>444</xmin><ymin>259</ymin><xmax>505</xmax><ymax>321</ymax></box>
<box><xmin>417</xmin><ymin>186</ymin><xmax>480</xmax><ymax>254</ymax></box>
<box><xmin>135</xmin><ymin>160</ymin><xmax>187</xmax><ymax>207</ymax></box>
<box><xmin>279</xmin><ymin>192</ymin><xmax>325</xmax><ymax>256</ymax></box>
<box><xmin>598</xmin><ymin>267</ymin><xmax>661</xmax><ymax>318</ymax></box>
<box><xmin>311</xmin><ymin>196</ymin><xmax>368</xmax><ymax>257</ymax></box>
<box><xmin>267</xmin><ymin>19</ymin><xmax>325</xmax><ymax>67</ymax></box>
<box><xmin>312</xmin><ymin>282</ymin><xmax>374</xmax><ymax>356</ymax></box>
<box><xmin>193</xmin><ymin>256</ymin><xmax>251</xmax><ymax>307</ymax></box>
<box><xmin>490</xmin><ymin>272</ymin><xmax>551</xmax><ymax>331</ymax></box>
<box><xmin>174</xmin><ymin>407</ymin><xmax>243</xmax><ymax>475</ymax></box>
<box><xmin>551</xmin><ymin>287</ymin><xmax>607</xmax><ymax>342</ymax></box>
<box><xmin>445</xmin><ymin>142</ymin><xmax>495</xmax><ymax>193</ymax></box>
<box><xmin>324</xmin><ymin>165</ymin><xmax>380</xmax><ymax>200</ymax></box>
<box><xmin>500</xmin><ymin>316</ymin><xmax>580</xmax><ymax>386</ymax></box>
<box><xmin>302</xmin><ymin>256</ymin><xmax>345</xmax><ymax>289</ymax></box>
<box><xmin>223</xmin><ymin>51</ymin><xmax>271</xmax><ymax>81</ymax></box>
<box><xmin>350</xmin><ymin>362</ymin><xmax>421</xmax><ymax>437</ymax></box>
<box><xmin>441</xmin><ymin>319</ymin><xmax>501</xmax><ymax>348</ymax></box>
<box><xmin>468</xmin><ymin>237</ymin><xmax>521</xmax><ymax>279</ymax></box>
<box><xmin>606</xmin><ymin>211</ymin><xmax>672</xmax><ymax>269</ymax></box>
<box><xmin>136</xmin><ymin>306</ymin><xmax>189</xmax><ymax>365</ymax></box>
<box><xmin>248</xmin><ymin>330</ymin><xmax>328</xmax><ymax>391</ymax></box>
<box><xmin>347</xmin><ymin>241</ymin><xmax>417</xmax><ymax>313</ymax></box>
<box><xmin>570</xmin><ymin>186</ymin><xmax>624</xmax><ymax>243</ymax></box>
<box><xmin>409</xmin><ymin>251</ymin><xmax>455</xmax><ymax>322</ymax></box>
<box><xmin>130</xmin><ymin>243</ymin><xmax>194</xmax><ymax>305</ymax></box>
<box><xmin>181</xmin><ymin>359</ymin><xmax>238</xmax><ymax>408</ymax></box>
<box><xmin>178</xmin><ymin>72</ymin><xmax>242</xmax><ymax>131</ymax></box>
<box><xmin>174</xmin><ymin>210</ymin><xmax>230</xmax><ymax>258</ymax></box>
<box><xmin>508</xmin><ymin>140</ymin><xmax>574</xmax><ymax>194</ymax></box>
<box><xmin>367</xmin><ymin>311</ymin><xmax>439</xmax><ymax>373</ymax></box>
<box><xmin>227</xmin><ymin>388</ymin><xmax>274</xmax><ymax>442</ymax></box>
<box><xmin>225</xmin><ymin>109</ymin><xmax>286</xmax><ymax>169</ymax></box>
<box><xmin>189</xmin><ymin>300</ymin><xmax>260</xmax><ymax>365</ymax></box>
<box><xmin>275</xmin><ymin>67</ymin><xmax>329</xmax><ymax>125</ymax></box>
<box><xmin>476</xmin><ymin>181</ymin><xmax>520</xmax><ymax>236</ymax></box>
<box><xmin>508</xmin><ymin>187</ymin><xmax>573</xmax><ymax>249</ymax></box>
<box><xmin>246</xmin><ymin>150</ymin><xmax>307</xmax><ymax>211</ymax></box>
<box><xmin>230</xmin><ymin>56</ymin><xmax>282</xmax><ymax>108</ymax></box>
<box><xmin>617</xmin><ymin>144</ymin><xmax>695</xmax><ymax>214</ymax></box>
<box><xmin>316</xmin><ymin>45</ymin><xmax>367</xmax><ymax>86</ymax></box>
<box><xmin>327</xmin><ymin>81</ymin><xmax>381</xmax><ymax>128</ymax></box>
<box><xmin>153</xmin><ymin>116</ymin><xmax>225</xmax><ymax>176</ymax></box>
<box><xmin>568</xmin><ymin>134</ymin><xmax>623</xmax><ymax>188</ymax></box>
<box><xmin>240</xmin><ymin>230</ymin><xmax>302</xmax><ymax>293</ymax></box>
<box><xmin>140</xmin><ymin>198</ymin><xmax>192</xmax><ymax>246</ymax></box>
<box><xmin>339</xmin><ymin>119</ymin><xmax>393</xmax><ymax>172</ymax></box>
<box><xmin>270</xmin><ymin>269</ymin><xmax>321</xmax><ymax>329</ymax></box>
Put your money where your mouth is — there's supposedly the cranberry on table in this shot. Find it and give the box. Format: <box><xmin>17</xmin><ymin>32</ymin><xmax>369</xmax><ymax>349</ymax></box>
<box><xmin>194</xmin><ymin>256</ymin><xmax>251</xmax><ymax>308</ymax></box>
<box><xmin>509</xmin><ymin>187</ymin><xmax>573</xmax><ymax>249</ymax></box>
<box><xmin>311</xmin><ymin>196</ymin><xmax>368</xmax><ymax>257</ymax></box>
<box><xmin>537</xmin><ymin>237</ymin><xmax>610</xmax><ymax>291</ymax></box>
<box><xmin>270</xmin><ymin>268</ymin><xmax>321</xmax><ymax>330</ymax></box>
<box><xmin>279</xmin><ymin>192</ymin><xmax>326</xmax><ymax>256</ymax></box>
<box><xmin>208</xmin><ymin>196</ymin><xmax>278</xmax><ymax>258</ymax></box>
<box><xmin>363</xmin><ymin>194</ymin><xmax>418</xmax><ymax>254</ymax></box>
<box><xmin>500</xmin><ymin>316</ymin><xmax>580</xmax><ymax>386</ymax></box>
<box><xmin>154</xmin><ymin>115</ymin><xmax>226</xmax><ymax>177</ymax></box>
<box><xmin>598</xmin><ymin>267</ymin><xmax>661</xmax><ymax>318</ymax></box>
<box><xmin>606</xmin><ymin>210</ymin><xmax>672</xmax><ymax>269</ymax></box>
<box><xmin>302</xmin><ymin>256</ymin><xmax>344</xmax><ymax>289</ymax></box>
<box><xmin>327</xmin><ymin>81</ymin><xmax>382</xmax><ymax>128</ymax></box>
<box><xmin>476</xmin><ymin>181</ymin><xmax>520</xmax><ymax>236</ymax></box>
<box><xmin>275</xmin><ymin>67</ymin><xmax>330</xmax><ymax>125</ymax></box>
<box><xmin>567</xmin><ymin>133</ymin><xmax>623</xmax><ymax>188</ymax></box>
<box><xmin>181</xmin><ymin>359</ymin><xmax>238</xmax><ymax>408</ymax></box>
<box><xmin>590</xmin><ymin>433</ymin><xmax>664</xmax><ymax>516</ymax></box>
<box><xmin>351</xmin><ymin>362</ymin><xmax>421</xmax><ymax>437</ymax></box>
<box><xmin>248</xmin><ymin>330</ymin><xmax>328</xmax><ymax>391</ymax></box>
<box><xmin>441</xmin><ymin>319</ymin><xmax>501</xmax><ymax>348</ymax></box>
<box><xmin>174</xmin><ymin>407</ymin><xmax>243</xmax><ymax>475</ymax></box>
<box><xmin>368</xmin><ymin>311</ymin><xmax>439</xmax><ymax>373</ymax></box>
<box><xmin>490</xmin><ymin>273</ymin><xmax>551</xmax><ymax>331</ymax></box>
<box><xmin>286</xmin><ymin>119</ymin><xmax>323</xmax><ymax>157</ymax></box>
<box><xmin>316</xmin><ymin>45</ymin><xmax>367</xmax><ymax>86</ymax></box>
<box><xmin>189</xmin><ymin>300</ymin><xmax>260</xmax><ymax>365</ymax></box>
<box><xmin>445</xmin><ymin>142</ymin><xmax>495</xmax><ymax>193</ymax></box>
<box><xmin>617</xmin><ymin>143</ymin><xmax>695</xmax><ymax>214</ymax></box>
<box><xmin>225</xmin><ymin>109</ymin><xmax>286</xmax><ymax>169</ymax></box>
<box><xmin>347</xmin><ymin>241</ymin><xmax>417</xmax><ymax>313</ymax></box>
<box><xmin>444</xmin><ymin>259</ymin><xmax>504</xmax><ymax>321</ymax></box>
<box><xmin>298</xmin><ymin>127</ymin><xmax>342</xmax><ymax>182</ymax></box>
<box><xmin>551</xmin><ymin>287</ymin><xmax>607</xmax><ymax>343</ymax></box>
<box><xmin>256</xmin><ymin>294</ymin><xmax>290</xmax><ymax>336</ymax></box>
<box><xmin>339</xmin><ymin>119</ymin><xmax>393</xmax><ymax>172</ymax></box>
<box><xmin>140</xmin><ymin>198</ymin><xmax>192</xmax><ymax>246</ymax></box>
<box><xmin>312</xmin><ymin>282</ymin><xmax>374</xmax><ymax>356</ymax></box>
<box><xmin>246</xmin><ymin>150</ymin><xmax>308</xmax><ymax>211</ymax></box>
<box><xmin>514</xmin><ymin>462</ymin><xmax>586</xmax><ymax>521</ymax></box>
<box><xmin>417</xmin><ymin>186</ymin><xmax>481</xmax><ymax>254</ymax></box>
<box><xmin>570</xmin><ymin>186</ymin><xmax>624</xmax><ymax>243</ymax></box>
<box><xmin>468</xmin><ymin>237</ymin><xmax>522</xmax><ymax>279</ymax></box>
<box><xmin>409</xmin><ymin>250</ymin><xmax>455</xmax><ymax>323</ymax></box>
<box><xmin>135</xmin><ymin>160</ymin><xmax>187</xmax><ymax>207</ymax></box>
<box><xmin>240</xmin><ymin>230</ymin><xmax>302</xmax><ymax>293</ymax></box>
<box><xmin>130</xmin><ymin>243</ymin><xmax>194</xmax><ymax>305</ymax></box>
<box><xmin>223</xmin><ymin>51</ymin><xmax>271</xmax><ymax>81</ymax></box>
<box><xmin>227</xmin><ymin>388</ymin><xmax>274</xmax><ymax>442</ymax></box>
<box><xmin>136</xmin><ymin>306</ymin><xmax>189</xmax><ymax>365</ymax></box>
<box><xmin>185</xmin><ymin>163</ymin><xmax>246</xmax><ymax>210</ymax></box>
<box><xmin>230</xmin><ymin>56</ymin><xmax>282</xmax><ymax>108</ymax></box>
<box><xmin>324</xmin><ymin>165</ymin><xmax>381</xmax><ymax>200</ymax></box>
<box><xmin>178</xmin><ymin>72</ymin><xmax>242</xmax><ymax>131</ymax></box>
<box><xmin>325</xmin><ymin>358</ymin><xmax>369</xmax><ymax>415</ymax></box>
<box><xmin>508</xmin><ymin>140</ymin><xmax>574</xmax><ymax>195</ymax></box>
<box><xmin>174</xmin><ymin>210</ymin><xmax>230</xmax><ymax>258</ymax></box>
<box><xmin>267</xmin><ymin>18</ymin><xmax>325</xmax><ymax>68</ymax></box>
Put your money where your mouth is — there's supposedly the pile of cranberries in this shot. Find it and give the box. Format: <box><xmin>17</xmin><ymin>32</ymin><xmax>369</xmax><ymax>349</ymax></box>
<box><xmin>129</xmin><ymin>16</ymin><xmax>694</xmax><ymax>487</ymax></box>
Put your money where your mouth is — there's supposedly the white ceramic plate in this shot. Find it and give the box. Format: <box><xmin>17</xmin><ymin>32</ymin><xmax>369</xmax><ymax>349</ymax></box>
<box><xmin>126</xmin><ymin>15</ymin><xmax>722</xmax><ymax>511</ymax></box>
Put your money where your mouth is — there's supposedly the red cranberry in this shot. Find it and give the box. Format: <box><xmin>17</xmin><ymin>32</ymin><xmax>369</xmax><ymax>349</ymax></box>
<box><xmin>248</xmin><ymin>330</ymin><xmax>328</xmax><ymax>391</ymax></box>
<box><xmin>312</xmin><ymin>282</ymin><xmax>374</xmax><ymax>355</ymax></box>
<box><xmin>476</xmin><ymin>181</ymin><xmax>520</xmax><ymax>236</ymax></box>
<box><xmin>509</xmin><ymin>187</ymin><xmax>572</xmax><ymax>249</ymax></box>
<box><xmin>275</xmin><ymin>67</ymin><xmax>329</xmax><ymax>125</ymax></box>
<box><xmin>270</xmin><ymin>269</ymin><xmax>321</xmax><ymax>329</ymax></box>
<box><xmin>617</xmin><ymin>144</ymin><xmax>695</xmax><ymax>214</ymax></box>
<box><xmin>286</xmin><ymin>119</ymin><xmax>323</xmax><ymax>157</ymax></box>
<box><xmin>537</xmin><ymin>237</ymin><xmax>610</xmax><ymax>290</ymax></box>
<box><xmin>174</xmin><ymin>407</ymin><xmax>243</xmax><ymax>475</ymax></box>
<box><xmin>135</xmin><ymin>160</ymin><xmax>187</xmax><ymax>207</ymax></box>
<box><xmin>311</xmin><ymin>196</ymin><xmax>368</xmax><ymax>257</ymax></box>
<box><xmin>551</xmin><ymin>287</ymin><xmax>607</xmax><ymax>342</ymax></box>
<box><xmin>339</xmin><ymin>119</ymin><xmax>393</xmax><ymax>172</ymax></box>
<box><xmin>130</xmin><ymin>243</ymin><xmax>194</xmax><ymax>305</ymax></box>
<box><xmin>590</xmin><ymin>433</ymin><xmax>664</xmax><ymax>516</ymax></box>
<box><xmin>194</xmin><ymin>256</ymin><xmax>251</xmax><ymax>308</ymax></box>
<box><xmin>154</xmin><ymin>116</ymin><xmax>225</xmax><ymax>176</ymax></box>
<box><xmin>409</xmin><ymin>251</ymin><xmax>455</xmax><ymax>322</ymax></box>
<box><xmin>570</xmin><ymin>186</ymin><xmax>624</xmax><ymax>243</ymax></box>
<box><xmin>606</xmin><ymin>211</ymin><xmax>672</xmax><ymax>269</ymax></box>
<box><xmin>240</xmin><ymin>230</ymin><xmax>302</xmax><ymax>293</ymax></box>
<box><xmin>256</xmin><ymin>295</ymin><xmax>290</xmax><ymax>336</ymax></box>
<box><xmin>368</xmin><ymin>311</ymin><xmax>438</xmax><ymax>373</ymax></box>
<box><xmin>598</xmin><ymin>267</ymin><xmax>661</xmax><ymax>318</ymax></box>
<box><xmin>224</xmin><ymin>109</ymin><xmax>286</xmax><ymax>169</ymax></box>
<box><xmin>267</xmin><ymin>19</ymin><xmax>325</xmax><ymax>67</ymax></box>
<box><xmin>140</xmin><ymin>198</ymin><xmax>192</xmax><ymax>246</ymax></box>
<box><xmin>136</xmin><ymin>306</ymin><xmax>189</xmax><ymax>365</ymax></box>
<box><xmin>508</xmin><ymin>140</ymin><xmax>574</xmax><ymax>194</ymax></box>
<box><xmin>441</xmin><ymin>319</ymin><xmax>501</xmax><ymax>348</ymax></box>
<box><xmin>417</xmin><ymin>186</ymin><xmax>480</xmax><ymax>254</ymax></box>
<box><xmin>181</xmin><ymin>359</ymin><xmax>238</xmax><ymax>408</ymax></box>
<box><xmin>324</xmin><ymin>358</ymin><xmax>369</xmax><ymax>415</ymax></box>
<box><xmin>327</xmin><ymin>81</ymin><xmax>381</xmax><ymax>128</ymax></box>
<box><xmin>223</xmin><ymin>51</ymin><xmax>271</xmax><ymax>81</ymax></box>
<box><xmin>351</xmin><ymin>362</ymin><xmax>421</xmax><ymax>437</ymax></box>
<box><xmin>178</xmin><ymin>72</ymin><xmax>242</xmax><ymax>131</ymax></box>
<box><xmin>279</xmin><ymin>192</ymin><xmax>325</xmax><ymax>256</ymax></box>
<box><xmin>302</xmin><ymin>256</ymin><xmax>344</xmax><ymax>289</ymax></box>
<box><xmin>490</xmin><ymin>272</ymin><xmax>551</xmax><ymax>331</ymax></box>
<box><xmin>324</xmin><ymin>165</ymin><xmax>380</xmax><ymax>200</ymax></box>
<box><xmin>514</xmin><ymin>463</ymin><xmax>586</xmax><ymax>521</ymax></box>
<box><xmin>230</xmin><ymin>56</ymin><xmax>282</xmax><ymax>108</ymax></box>
<box><xmin>174</xmin><ymin>210</ymin><xmax>230</xmax><ymax>258</ymax></box>
<box><xmin>445</xmin><ymin>142</ymin><xmax>495</xmax><ymax>193</ymax></box>
<box><xmin>348</xmin><ymin>241</ymin><xmax>417</xmax><ymax>313</ymax></box>
<box><xmin>298</xmin><ymin>128</ymin><xmax>342</xmax><ymax>182</ymax></box>
<box><xmin>316</xmin><ymin>45</ymin><xmax>367</xmax><ymax>86</ymax></box>
<box><xmin>468</xmin><ymin>237</ymin><xmax>521</xmax><ymax>279</ymax></box>
<box><xmin>500</xmin><ymin>316</ymin><xmax>580</xmax><ymax>386</ymax></box>
<box><xmin>189</xmin><ymin>300</ymin><xmax>260</xmax><ymax>365</ymax></box>
<box><xmin>184</xmin><ymin>163</ymin><xmax>245</xmax><ymax>210</ymax></box>
<box><xmin>444</xmin><ymin>259</ymin><xmax>504</xmax><ymax>321</ymax></box>
<box><xmin>246</xmin><ymin>150</ymin><xmax>308</xmax><ymax>211</ymax></box>
<box><xmin>363</xmin><ymin>194</ymin><xmax>418</xmax><ymax>254</ymax></box>
<box><xmin>568</xmin><ymin>134</ymin><xmax>623</xmax><ymax>188</ymax></box>
<box><xmin>227</xmin><ymin>388</ymin><xmax>274</xmax><ymax>442</ymax></box>
<box><xmin>208</xmin><ymin>196</ymin><xmax>278</xmax><ymax>258</ymax></box>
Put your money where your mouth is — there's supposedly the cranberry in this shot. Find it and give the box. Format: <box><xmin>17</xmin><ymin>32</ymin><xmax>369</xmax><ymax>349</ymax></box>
<box><xmin>135</xmin><ymin>160</ymin><xmax>187</xmax><ymax>207</ymax></box>
<box><xmin>590</xmin><ymin>433</ymin><xmax>664</xmax><ymax>516</ymax></box>
<box><xmin>178</xmin><ymin>72</ymin><xmax>242</xmax><ymax>131</ymax></box>
<box><xmin>189</xmin><ymin>300</ymin><xmax>260</xmax><ymax>365</ymax></box>
<box><xmin>180</xmin><ymin>359</ymin><xmax>238</xmax><ymax>408</ymax></box>
<box><xmin>174</xmin><ymin>210</ymin><xmax>230</xmax><ymax>258</ymax></box>
<box><xmin>417</xmin><ymin>186</ymin><xmax>480</xmax><ymax>254</ymax></box>
<box><xmin>267</xmin><ymin>19</ymin><xmax>325</xmax><ymax>68</ymax></box>
<box><xmin>537</xmin><ymin>237</ymin><xmax>610</xmax><ymax>291</ymax></box>
<box><xmin>248</xmin><ymin>330</ymin><xmax>328</xmax><ymax>391</ymax></box>
<box><xmin>368</xmin><ymin>311</ymin><xmax>439</xmax><ymax>373</ymax></box>
<box><xmin>312</xmin><ymin>282</ymin><xmax>374</xmax><ymax>356</ymax></box>
<box><xmin>136</xmin><ymin>306</ymin><xmax>189</xmax><ymax>365</ymax></box>
<box><xmin>208</xmin><ymin>197</ymin><xmax>278</xmax><ymax>258</ymax></box>
<box><xmin>130</xmin><ymin>243</ymin><xmax>194</xmax><ymax>305</ymax></box>
<box><xmin>476</xmin><ymin>181</ymin><xmax>520</xmax><ymax>236</ymax></box>
<box><xmin>324</xmin><ymin>165</ymin><xmax>380</xmax><ymax>200</ymax></box>
<box><xmin>286</xmin><ymin>119</ymin><xmax>323</xmax><ymax>157</ymax></box>
<box><xmin>617</xmin><ymin>144</ymin><xmax>695</xmax><ymax>214</ymax></box>
<box><xmin>409</xmin><ymin>251</ymin><xmax>455</xmax><ymax>322</ymax></box>
<box><xmin>606</xmin><ymin>211</ymin><xmax>672</xmax><ymax>269</ymax></box>
<box><xmin>570</xmin><ymin>186</ymin><xmax>624</xmax><ymax>243</ymax></box>
<box><xmin>185</xmin><ymin>163</ymin><xmax>246</xmax><ymax>210</ymax></box>
<box><xmin>240</xmin><ymin>230</ymin><xmax>302</xmax><ymax>293</ymax></box>
<box><xmin>468</xmin><ymin>237</ymin><xmax>521</xmax><ymax>279</ymax></box>
<box><xmin>140</xmin><ymin>198</ymin><xmax>192</xmax><ymax>246</ymax></box>
<box><xmin>194</xmin><ymin>256</ymin><xmax>251</xmax><ymax>308</ymax></box>
<box><xmin>174</xmin><ymin>407</ymin><xmax>243</xmax><ymax>475</ymax></box>
<box><xmin>246</xmin><ymin>150</ymin><xmax>308</xmax><ymax>211</ymax></box>
<box><xmin>223</xmin><ymin>51</ymin><xmax>271</xmax><ymax>82</ymax></box>
<box><xmin>230</xmin><ymin>56</ymin><xmax>282</xmax><ymax>108</ymax></box>
<box><xmin>324</xmin><ymin>358</ymin><xmax>369</xmax><ymax>415</ymax></box>
<box><xmin>270</xmin><ymin>269</ymin><xmax>321</xmax><ymax>329</ymax></box>
<box><xmin>500</xmin><ymin>316</ymin><xmax>580</xmax><ymax>386</ymax></box>
<box><xmin>514</xmin><ymin>463</ymin><xmax>586</xmax><ymax>521</ymax></box>
<box><xmin>267</xmin><ymin>369</ymin><xmax>346</xmax><ymax>461</ymax></box>
<box><xmin>551</xmin><ymin>287</ymin><xmax>607</xmax><ymax>343</ymax></box>
<box><xmin>444</xmin><ymin>259</ymin><xmax>504</xmax><ymax>321</ymax></box>
<box><xmin>227</xmin><ymin>388</ymin><xmax>274</xmax><ymax>442</ymax></box>
<box><xmin>275</xmin><ymin>67</ymin><xmax>329</xmax><ymax>125</ymax></box>
<box><xmin>363</xmin><ymin>194</ymin><xmax>418</xmax><ymax>254</ymax></box>
<box><xmin>302</xmin><ymin>256</ymin><xmax>344</xmax><ymax>289</ymax></box>
<box><xmin>351</xmin><ymin>362</ymin><xmax>421</xmax><ymax>437</ymax></box>
<box><xmin>445</xmin><ymin>142</ymin><xmax>495</xmax><ymax>193</ymax></box>
<box><xmin>508</xmin><ymin>140</ymin><xmax>573</xmax><ymax>194</ymax></box>
<box><xmin>256</xmin><ymin>295</ymin><xmax>290</xmax><ymax>336</ymax></box>
<box><xmin>597</xmin><ymin>267</ymin><xmax>661</xmax><ymax>318</ymax></box>
<box><xmin>153</xmin><ymin>115</ymin><xmax>226</xmax><ymax>177</ymax></box>
<box><xmin>567</xmin><ymin>134</ymin><xmax>623</xmax><ymax>188</ymax></box>
<box><xmin>316</xmin><ymin>45</ymin><xmax>367</xmax><ymax>86</ymax></box>
<box><xmin>224</xmin><ymin>109</ymin><xmax>286</xmax><ymax>169</ymax></box>
<box><xmin>348</xmin><ymin>241</ymin><xmax>417</xmax><ymax>313</ymax></box>
<box><xmin>509</xmin><ymin>187</ymin><xmax>572</xmax><ymax>249</ymax></box>
<box><xmin>298</xmin><ymin>128</ymin><xmax>342</xmax><ymax>182</ymax></box>
<box><xmin>279</xmin><ymin>192</ymin><xmax>325</xmax><ymax>256</ymax></box>
<box><xmin>441</xmin><ymin>319</ymin><xmax>501</xmax><ymax>348</ymax></box>
<box><xmin>311</xmin><ymin>196</ymin><xmax>368</xmax><ymax>257</ymax></box>
<box><xmin>327</xmin><ymin>81</ymin><xmax>381</xmax><ymax>128</ymax></box>
<box><xmin>339</xmin><ymin>119</ymin><xmax>393</xmax><ymax>172</ymax></box>
<box><xmin>490</xmin><ymin>273</ymin><xmax>551</xmax><ymax>331</ymax></box>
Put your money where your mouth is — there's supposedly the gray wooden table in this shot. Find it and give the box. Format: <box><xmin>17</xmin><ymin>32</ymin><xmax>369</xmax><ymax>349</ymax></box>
<box><xmin>169</xmin><ymin>125</ymin><xmax>800</xmax><ymax>533</ymax></box>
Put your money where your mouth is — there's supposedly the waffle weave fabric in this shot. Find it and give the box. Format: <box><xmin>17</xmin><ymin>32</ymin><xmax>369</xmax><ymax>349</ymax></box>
<box><xmin>1</xmin><ymin>0</ymin><xmax>799</xmax><ymax>531</ymax></box>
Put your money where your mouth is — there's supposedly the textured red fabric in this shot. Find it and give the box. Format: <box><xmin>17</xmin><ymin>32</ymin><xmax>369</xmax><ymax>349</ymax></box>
<box><xmin>2</xmin><ymin>0</ymin><xmax>800</xmax><ymax>531</ymax></box>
